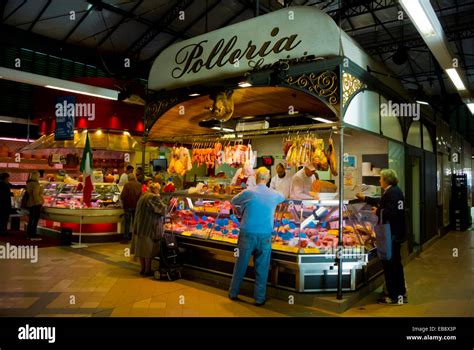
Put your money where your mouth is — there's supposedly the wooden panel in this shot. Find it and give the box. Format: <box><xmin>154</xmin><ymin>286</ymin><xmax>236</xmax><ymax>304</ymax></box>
<box><xmin>148</xmin><ymin>87</ymin><xmax>335</xmax><ymax>138</ymax></box>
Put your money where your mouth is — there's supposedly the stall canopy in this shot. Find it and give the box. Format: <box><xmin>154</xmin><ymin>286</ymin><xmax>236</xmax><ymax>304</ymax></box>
<box><xmin>20</xmin><ymin>131</ymin><xmax>141</xmax><ymax>152</ymax></box>
<box><xmin>149</xmin><ymin>6</ymin><xmax>404</xmax><ymax>95</ymax></box>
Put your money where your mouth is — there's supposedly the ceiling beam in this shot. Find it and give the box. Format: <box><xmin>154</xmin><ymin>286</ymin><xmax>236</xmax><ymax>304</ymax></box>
<box><xmin>27</xmin><ymin>0</ymin><xmax>51</xmax><ymax>32</ymax></box>
<box><xmin>97</xmin><ymin>0</ymin><xmax>144</xmax><ymax>48</ymax></box>
<box><xmin>0</xmin><ymin>0</ymin><xmax>8</xmax><ymax>23</ymax></box>
<box><xmin>3</xmin><ymin>0</ymin><xmax>26</xmax><ymax>22</ymax></box>
<box><xmin>62</xmin><ymin>3</ymin><xmax>95</xmax><ymax>42</ymax></box>
<box><xmin>86</xmin><ymin>0</ymin><xmax>187</xmax><ymax>40</ymax></box>
<box><xmin>126</xmin><ymin>0</ymin><xmax>194</xmax><ymax>58</ymax></box>
<box><xmin>146</xmin><ymin>0</ymin><xmax>223</xmax><ymax>64</ymax></box>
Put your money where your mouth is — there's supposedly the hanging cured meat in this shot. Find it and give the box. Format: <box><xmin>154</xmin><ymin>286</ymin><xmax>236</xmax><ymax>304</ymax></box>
<box><xmin>326</xmin><ymin>136</ymin><xmax>338</xmax><ymax>176</ymax></box>
<box><xmin>283</xmin><ymin>134</ymin><xmax>336</xmax><ymax>172</ymax></box>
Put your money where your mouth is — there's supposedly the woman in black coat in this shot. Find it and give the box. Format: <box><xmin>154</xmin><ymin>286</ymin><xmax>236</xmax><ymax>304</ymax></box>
<box><xmin>356</xmin><ymin>169</ymin><xmax>407</xmax><ymax>305</ymax></box>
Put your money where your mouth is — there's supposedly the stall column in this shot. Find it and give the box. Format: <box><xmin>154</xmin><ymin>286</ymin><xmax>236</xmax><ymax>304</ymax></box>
<box><xmin>336</xmin><ymin>125</ymin><xmax>344</xmax><ymax>300</ymax></box>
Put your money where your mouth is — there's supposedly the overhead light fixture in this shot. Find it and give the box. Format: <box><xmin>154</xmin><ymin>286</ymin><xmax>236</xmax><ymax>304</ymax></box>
<box><xmin>0</xmin><ymin>137</ymin><xmax>34</xmax><ymax>142</ymax></box>
<box><xmin>416</xmin><ymin>100</ymin><xmax>430</xmax><ymax>106</ymax></box>
<box><xmin>312</xmin><ymin>117</ymin><xmax>333</xmax><ymax>123</ymax></box>
<box><xmin>189</xmin><ymin>93</ymin><xmax>200</xmax><ymax>97</ymax></box>
<box><xmin>0</xmin><ymin>67</ymin><xmax>119</xmax><ymax>100</ymax></box>
<box><xmin>445</xmin><ymin>69</ymin><xmax>467</xmax><ymax>91</ymax></box>
<box><xmin>399</xmin><ymin>0</ymin><xmax>436</xmax><ymax>37</ymax></box>
<box><xmin>238</xmin><ymin>81</ymin><xmax>252</xmax><ymax>88</ymax></box>
<box><xmin>0</xmin><ymin>119</ymin><xmax>13</xmax><ymax>123</ymax></box>
<box><xmin>212</xmin><ymin>126</ymin><xmax>234</xmax><ymax>132</ymax></box>
<box><xmin>467</xmin><ymin>103</ymin><xmax>474</xmax><ymax>115</ymax></box>
<box><xmin>44</xmin><ymin>85</ymin><xmax>118</xmax><ymax>100</ymax></box>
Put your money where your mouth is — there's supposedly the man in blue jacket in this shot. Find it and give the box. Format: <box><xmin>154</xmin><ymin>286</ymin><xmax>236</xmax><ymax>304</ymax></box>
<box><xmin>229</xmin><ymin>167</ymin><xmax>285</xmax><ymax>306</ymax></box>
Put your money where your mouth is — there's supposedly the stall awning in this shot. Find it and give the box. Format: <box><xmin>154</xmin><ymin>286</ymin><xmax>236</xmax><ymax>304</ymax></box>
<box><xmin>148</xmin><ymin>6</ymin><xmax>404</xmax><ymax>96</ymax></box>
<box><xmin>20</xmin><ymin>131</ymin><xmax>142</xmax><ymax>152</ymax></box>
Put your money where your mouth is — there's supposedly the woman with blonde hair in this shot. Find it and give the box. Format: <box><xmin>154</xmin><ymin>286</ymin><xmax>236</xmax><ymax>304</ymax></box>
<box><xmin>132</xmin><ymin>182</ymin><xmax>176</xmax><ymax>276</ymax></box>
<box><xmin>25</xmin><ymin>171</ymin><xmax>44</xmax><ymax>240</ymax></box>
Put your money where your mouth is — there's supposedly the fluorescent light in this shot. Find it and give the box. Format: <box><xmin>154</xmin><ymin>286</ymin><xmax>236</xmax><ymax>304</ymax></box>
<box><xmin>416</xmin><ymin>100</ymin><xmax>429</xmax><ymax>106</ymax></box>
<box><xmin>400</xmin><ymin>0</ymin><xmax>436</xmax><ymax>37</ymax></box>
<box><xmin>313</xmin><ymin>117</ymin><xmax>333</xmax><ymax>123</ymax></box>
<box><xmin>0</xmin><ymin>137</ymin><xmax>34</xmax><ymax>142</ymax></box>
<box><xmin>44</xmin><ymin>85</ymin><xmax>118</xmax><ymax>100</ymax></box>
<box><xmin>467</xmin><ymin>103</ymin><xmax>474</xmax><ymax>115</ymax></box>
<box><xmin>0</xmin><ymin>120</ymin><xmax>13</xmax><ymax>123</ymax></box>
<box><xmin>445</xmin><ymin>68</ymin><xmax>467</xmax><ymax>91</ymax></box>
<box><xmin>0</xmin><ymin>67</ymin><xmax>119</xmax><ymax>100</ymax></box>
<box><xmin>189</xmin><ymin>93</ymin><xmax>200</xmax><ymax>97</ymax></box>
<box><xmin>238</xmin><ymin>81</ymin><xmax>252</xmax><ymax>88</ymax></box>
<box><xmin>212</xmin><ymin>126</ymin><xmax>234</xmax><ymax>132</ymax></box>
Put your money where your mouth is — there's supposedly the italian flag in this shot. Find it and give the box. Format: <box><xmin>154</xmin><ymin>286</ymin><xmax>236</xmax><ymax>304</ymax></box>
<box><xmin>80</xmin><ymin>133</ymin><xmax>94</xmax><ymax>207</ymax></box>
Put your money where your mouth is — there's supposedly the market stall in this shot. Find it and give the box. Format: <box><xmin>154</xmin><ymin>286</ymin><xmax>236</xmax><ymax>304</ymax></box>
<box><xmin>144</xmin><ymin>7</ymin><xmax>423</xmax><ymax>296</ymax></box>
<box><xmin>18</xmin><ymin>130</ymin><xmax>141</xmax><ymax>242</ymax></box>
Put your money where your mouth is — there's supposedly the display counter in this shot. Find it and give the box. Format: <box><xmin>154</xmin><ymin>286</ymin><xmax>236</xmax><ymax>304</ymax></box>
<box><xmin>162</xmin><ymin>191</ymin><xmax>382</xmax><ymax>292</ymax></box>
<box><xmin>39</xmin><ymin>182</ymin><xmax>124</xmax><ymax>242</ymax></box>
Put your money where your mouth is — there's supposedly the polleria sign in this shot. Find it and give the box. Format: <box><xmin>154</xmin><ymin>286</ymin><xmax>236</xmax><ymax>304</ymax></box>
<box><xmin>171</xmin><ymin>27</ymin><xmax>301</xmax><ymax>79</ymax></box>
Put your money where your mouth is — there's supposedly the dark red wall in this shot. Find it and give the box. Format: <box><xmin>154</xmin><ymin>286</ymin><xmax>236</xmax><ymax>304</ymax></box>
<box><xmin>33</xmin><ymin>77</ymin><xmax>144</xmax><ymax>135</ymax></box>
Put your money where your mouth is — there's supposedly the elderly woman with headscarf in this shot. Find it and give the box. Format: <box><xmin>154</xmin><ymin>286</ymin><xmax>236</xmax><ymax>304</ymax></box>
<box><xmin>131</xmin><ymin>183</ymin><xmax>175</xmax><ymax>276</ymax></box>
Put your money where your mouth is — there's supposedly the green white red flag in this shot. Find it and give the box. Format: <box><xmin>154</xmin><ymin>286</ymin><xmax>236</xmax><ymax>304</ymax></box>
<box><xmin>80</xmin><ymin>133</ymin><xmax>93</xmax><ymax>207</ymax></box>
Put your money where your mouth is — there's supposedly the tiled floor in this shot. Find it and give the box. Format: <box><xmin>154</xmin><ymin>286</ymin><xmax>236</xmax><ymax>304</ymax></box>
<box><xmin>0</xmin><ymin>230</ymin><xmax>472</xmax><ymax>317</ymax></box>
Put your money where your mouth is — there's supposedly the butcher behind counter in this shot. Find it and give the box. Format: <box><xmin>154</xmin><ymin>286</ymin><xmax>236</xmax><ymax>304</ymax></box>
<box><xmin>289</xmin><ymin>163</ymin><xmax>337</xmax><ymax>200</ymax></box>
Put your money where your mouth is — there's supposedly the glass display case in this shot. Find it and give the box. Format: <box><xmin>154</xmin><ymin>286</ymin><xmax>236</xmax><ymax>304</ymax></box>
<box><xmin>161</xmin><ymin>192</ymin><xmax>381</xmax><ymax>292</ymax></box>
<box><xmin>42</xmin><ymin>182</ymin><xmax>121</xmax><ymax>209</ymax></box>
<box><xmin>163</xmin><ymin>192</ymin><xmax>377</xmax><ymax>255</ymax></box>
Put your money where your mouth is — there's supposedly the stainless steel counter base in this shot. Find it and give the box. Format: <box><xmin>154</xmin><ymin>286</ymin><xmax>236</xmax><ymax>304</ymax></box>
<box><xmin>175</xmin><ymin>234</ymin><xmax>381</xmax><ymax>293</ymax></box>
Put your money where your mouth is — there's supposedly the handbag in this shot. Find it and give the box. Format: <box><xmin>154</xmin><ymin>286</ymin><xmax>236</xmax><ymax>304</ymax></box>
<box><xmin>374</xmin><ymin>209</ymin><xmax>392</xmax><ymax>260</ymax></box>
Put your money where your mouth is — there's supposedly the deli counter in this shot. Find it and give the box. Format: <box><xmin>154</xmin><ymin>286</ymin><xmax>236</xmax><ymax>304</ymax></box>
<box><xmin>162</xmin><ymin>191</ymin><xmax>383</xmax><ymax>292</ymax></box>
<box><xmin>39</xmin><ymin>182</ymin><xmax>124</xmax><ymax>242</ymax></box>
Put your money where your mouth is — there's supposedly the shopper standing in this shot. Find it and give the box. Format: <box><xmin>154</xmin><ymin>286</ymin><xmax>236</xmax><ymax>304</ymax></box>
<box><xmin>120</xmin><ymin>173</ymin><xmax>142</xmax><ymax>244</ymax></box>
<box><xmin>136</xmin><ymin>167</ymin><xmax>145</xmax><ymax>184</ymax></box>
<box><xmin>229</xmin><ymin>167</ymin><xmax>285</xmax><ymax>306</ymax></box>
<box><xmin>132</xmin><ymin>183</ymin><xmax>175</xmax><ymax>276</ymax></box>
<box><xmin>118</xmin><ymin>165</ymin><xmax>134</xmax><ymax>186</ymax></box>
<box><xmin>269</xmin><ymin>163</ymin><xmax>292</xmax><ymax>198</ymax></box>
<box><xmin>26</xmin><ymin>171</ymin><xmax>44</xmax><ymax>241</ymax></box>
<box><xmin>356</xmin><ymin>169</ymin><xmax>407</xmax><ymax>305</ymax></box>
<box><xmin>0</xmin><ymin>173</ymin><xmax>12</xmax><ymax>236</ymax></box>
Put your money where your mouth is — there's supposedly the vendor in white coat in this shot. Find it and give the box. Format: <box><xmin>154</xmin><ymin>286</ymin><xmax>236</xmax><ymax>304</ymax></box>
<box><xmin>290</xmin><ymin>163</ymin><xmax>316</xmax><ymax>199</ymax></box>
<box><xmin>231</xmin><ymin>162</ymin><xmax>256</xmax><ymax>188</ymax></box>
<box><xmin>269</xmin><ymin>163</ymin><xmax>292</xmax><ymax>198</ymax></box>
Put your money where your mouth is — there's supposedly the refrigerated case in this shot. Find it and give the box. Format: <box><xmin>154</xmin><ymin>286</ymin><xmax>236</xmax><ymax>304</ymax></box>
<box><xmin>39</xmin><ymin>182</ymin><xmax>124</xmax><ymax>241</ymax></box>
<box><xmin>162</xmin><ymin>192</ymin><xmax>382</xmax><ymax>292</ymax></box>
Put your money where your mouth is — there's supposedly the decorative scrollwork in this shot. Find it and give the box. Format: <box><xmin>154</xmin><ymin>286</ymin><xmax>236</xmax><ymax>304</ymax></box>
<box><xmin>145</xmin><ymin>96</ymin><xmax>179</xmax><ymax>132</ymax></box>
<box><xmin>342</xmin><ymin>72</ymin><xmax>366</xmax><ymax>106</ymax></box>
<box><xmin>285</xmin><ymin>71</ymin><xmax>338</xmax><ymax>105</ymax></box>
